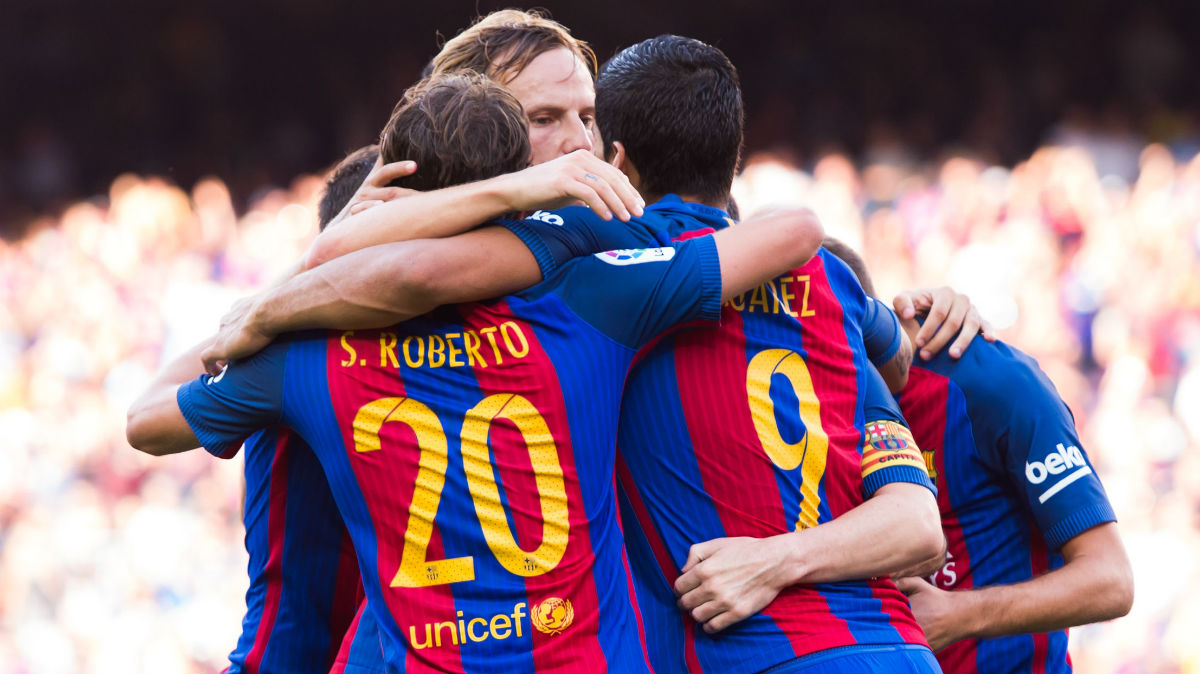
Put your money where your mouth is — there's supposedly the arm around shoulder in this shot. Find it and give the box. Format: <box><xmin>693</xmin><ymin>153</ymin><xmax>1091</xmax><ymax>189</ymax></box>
<box><xmin>713</xmin><ymin>207</ymin><xmax>824</xmax><ymax>302</ymax></box>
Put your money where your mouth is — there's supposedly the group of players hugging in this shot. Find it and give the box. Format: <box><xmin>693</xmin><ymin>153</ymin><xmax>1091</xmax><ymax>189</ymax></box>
<box><xmin>126</xmin><ymin>9</ymin><xmax>1133</xmax><ymax>674</ymax></box>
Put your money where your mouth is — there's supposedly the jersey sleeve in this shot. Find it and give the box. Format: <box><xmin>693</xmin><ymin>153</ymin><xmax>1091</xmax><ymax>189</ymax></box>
<box><xmin>861</xmin><ymin>296</ymin><xmax>903</xmax><ymax>367</ymax></box>
<box><xmin>544</xmin><ymin>236</ymin><xmax>722</xmax><ymax>349</ymax></box>
<box><xmin>860</xmin><ymin>366</ymin><xmax>936</xmax><ymax>497</ymax></box>
<box><xmin>971</xmin><ymin>346</ymin><xmax>1117</xmax><ymax>550</ymax></box>
<box><xmin>176</xmin><ymin>343</ymin><xmax>289</xmax><ymax>459</ymax></box>
<box><xmin>500</xmin><ymin>206</ymin><xmax>669</xmax><ymax>277</ymax></box>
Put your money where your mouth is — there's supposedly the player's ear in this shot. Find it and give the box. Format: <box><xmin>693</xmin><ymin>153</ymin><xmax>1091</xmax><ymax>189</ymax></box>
<box><xmin>610</xmin><ymin>141</ymin><xmax>643</xmax><ymax>190</ymax></box>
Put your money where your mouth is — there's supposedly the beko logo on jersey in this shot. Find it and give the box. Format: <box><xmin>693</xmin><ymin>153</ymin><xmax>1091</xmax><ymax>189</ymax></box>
<box><xmin>528</xmin><ymin>210</ymin><xmax>564</xmax><ymax>226</ymax></box>
<box><xmin>206</xmin><ymin>365</ymin><xmax>228</xmax><ymax>385</ymax></box>
<box><xmin>595</xmin><ymin>247</ymin><xmax>676</xmax><ymax>266</ymax></box>
<box><xmin>1025</xmin><ymin>443</ymin><xmax>1092</xmax><ymax>503</ymax></box>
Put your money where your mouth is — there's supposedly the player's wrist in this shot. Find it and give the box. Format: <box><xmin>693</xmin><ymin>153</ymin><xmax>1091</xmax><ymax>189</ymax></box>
<box><xmin>774</xmin><ymin>530</ymin><xmax>816</xmax><ymax>586</ymax></box>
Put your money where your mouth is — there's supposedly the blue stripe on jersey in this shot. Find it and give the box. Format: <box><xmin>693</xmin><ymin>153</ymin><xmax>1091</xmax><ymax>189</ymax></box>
<box><xmin>391</xmin><ymin>313</ymin><xmax>532</xmax><ymax>674</ymax></box>
<box><xmin>506</xmin><ymin>296</ymin><xmax>643</xmax><ymax>671</ymax></box>
<box><xmin>227</xmin><ymin>429</ymin><xmax>275</xmax><ymax>674</ymax></box>
<box><xmin>276</xmin><ymin>340</ymin><xmax>401</xmax><ymax>671</ymax></box>
<box><xmin>343</xmin><ymin>605</ymin><xmax>386</xmax><ymax>673</ymax></box>
<box><xmin>616</xmin><ymin>483</ymin><xmax>689</xmax><ymax>674</ymax></box>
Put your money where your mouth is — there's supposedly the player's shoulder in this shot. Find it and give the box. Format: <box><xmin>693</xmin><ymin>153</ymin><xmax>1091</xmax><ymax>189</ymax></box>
<box><xmin>927</xmin><ymin>337</ymin><xmax>1062</xmax><ymax>409</ymax></box>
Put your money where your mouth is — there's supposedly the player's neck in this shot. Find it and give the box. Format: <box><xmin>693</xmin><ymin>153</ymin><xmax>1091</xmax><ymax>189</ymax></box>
<box><xmin>644</xmin><ymin>191</ymin><xmax>730</xmax><ymax>212</ymax></box>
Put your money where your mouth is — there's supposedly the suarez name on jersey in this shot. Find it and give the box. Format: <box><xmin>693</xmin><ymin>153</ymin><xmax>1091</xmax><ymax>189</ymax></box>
<box><xmin>505</xmin><ymin>196</ymin><xmax>935</xmax><ymax>674</ymax></box>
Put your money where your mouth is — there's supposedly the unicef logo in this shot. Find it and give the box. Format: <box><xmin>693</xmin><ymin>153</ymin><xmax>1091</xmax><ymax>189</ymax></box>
<box><xmin>531</xmin><ymin>597</ymin><xmax>574</xmax><ymax>636</ymax></box>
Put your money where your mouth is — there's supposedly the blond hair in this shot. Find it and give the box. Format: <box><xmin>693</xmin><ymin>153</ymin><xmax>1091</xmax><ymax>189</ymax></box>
<box><xmin>431</xmin><ymin>8</ymin><xmax>596</xmax><ymax>85</ymax></box>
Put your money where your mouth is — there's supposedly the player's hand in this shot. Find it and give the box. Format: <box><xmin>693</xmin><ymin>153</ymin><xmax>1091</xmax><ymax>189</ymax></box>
<box><xmin>336</xmin><ymin>158</ymin><xmax>420</xmax><ymax>222</ymax></box>
<box><xmin>200</xmin><ymin>295</ymin><xmax>275</xmax><ymax>375</ymax></box>
<box><xmin>498</xmin><ymin>149</ymin><xmax>644</xmax><ymax>221</ymax></box>
<box><xmin>893</xmin><ymin>286</ymin><xmax>996</xmax><ymax>361</ymax></box>
<box><xmin>895</xmin><ymin>576</ymin><xmax>963</xmax><ymax>652</ymax></box>
<box><xmin>674</xmin><ymin>536</ymin><xmax>789</xmax><ymax>634</ymax></box>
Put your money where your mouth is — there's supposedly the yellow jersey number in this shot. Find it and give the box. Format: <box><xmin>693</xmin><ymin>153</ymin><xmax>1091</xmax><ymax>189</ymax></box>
<box><xmin>746</xmin><ymin>349</ymin><xmax>830</xmax><ymax>530</ymax></box>
<box><xmin>353</xmin><ymin>394</ymin><xmax>569</xmax><ymax>588</ymax></box>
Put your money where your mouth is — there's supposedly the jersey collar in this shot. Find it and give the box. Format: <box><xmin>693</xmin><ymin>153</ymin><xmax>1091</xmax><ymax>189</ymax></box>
<box><xmin>645</xmin><ymin>194</ymin><xmax>733</xmax><ymax>229</ymax></box>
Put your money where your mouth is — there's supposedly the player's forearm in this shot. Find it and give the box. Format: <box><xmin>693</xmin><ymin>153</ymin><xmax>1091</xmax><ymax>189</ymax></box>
<box><xmin>255</xmin><ymin>244</ymin><xmax>429</xmax><ymax>335</ymax></box>
<box><xmin>779</xmin><ymin>482</ymin><xmax>943</xmax><ymax>585</ymax></box>
<box><xmin>304</xmin><ymin>178</ymin><xmax>514</xmax><ymax>269</ymax></box>
<box><xmin>952</xmin><ymin>525</ymin><xmax>1133</xmax><ymax>639</ymax></box>
<box><xmin>716</xmin><ymin>208</ymin><xmax>825</xmax><ymax>302</ymax></box>
<box><xmin>127</xmin><ymin>340</ymin><xmax>213</xmax><ymax>455</ymax></box>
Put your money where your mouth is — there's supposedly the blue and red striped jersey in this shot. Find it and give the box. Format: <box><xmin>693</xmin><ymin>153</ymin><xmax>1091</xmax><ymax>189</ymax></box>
<box><xmin>897</xmin><ymin>337</ymin><xmax>1116</xmax><ymax>674</ymax></box>
<box><xmin>177</xmin><ymin>237</ymin><xmax>722</xmax><ymax>673</ymax></box>
<box><xmin>506</xmin><ymin>196</ymin><xmax>935</xmax><ymax>674</ymax></box>
<box><xmin>331</xmin><ymin>600</ymin><xmax>387</xmax><ymax>674</ymax></box>
<box><xmin>224</xmin><ymin>427</ymin><xmax>369</xmax><ymax>674</ymax></box>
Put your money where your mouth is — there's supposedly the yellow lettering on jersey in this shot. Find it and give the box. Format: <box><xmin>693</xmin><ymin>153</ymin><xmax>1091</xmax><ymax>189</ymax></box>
<box><xmin>479</xmin><ymin>326</ymin><xmax>503</xmax><ymax>364</ymax></box>
<box><xmin>463</xmin><ymin>330</ymin><xmax>485</xmax><ymax>367</ymax></box>
<box><xmin>500</xmin><ymin>322</ymin><xmax>531</xmax><ymax>358</ymax></box>
<box><xmin>445</xmin><ymin>333</ymin><xmax>465</xmax><ymax>367</ymax></box>
<box><xmin>380</xmin><ymin>333</ymin><xmax>399</xmax><ymax>368</ymax></box>
<box><xmin>748</xmin><ymin>284</ymin><xmax>769</xmax><ymax>313</ymax></box>
<box><xmin>408</xmin><ymin>602</ymin><xmax>548</xmax><ymax>650</ymax></box>
<box><xmin>428</xmin><ymin>335</ymin><xmax>446</xmax><ymax>368</ymax></box>
<box><xmin>795</xmin><ymin>275</ymin><xmax>816</xmax><ymax>317</ymax></box>
<box><xmin>403</xmin><ymin>336</ymin><xmax>423</xmax><ymax>368</ymax></box>
<box><xmin>778</xmin><ymin>277</ymin><xmax>798</xmax><ymax>317</ymax></box>
<box><xmin>340</xmin><ymin>331</ymin><xmax>357</xmax><ymax>367</ymax></box>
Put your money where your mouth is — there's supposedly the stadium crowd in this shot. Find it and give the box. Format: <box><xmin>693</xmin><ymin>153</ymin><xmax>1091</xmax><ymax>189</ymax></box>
<box><xmin>1</xmin><ymin>132</ymin><xmax>1198</xmax><ymax>672</ymax></box>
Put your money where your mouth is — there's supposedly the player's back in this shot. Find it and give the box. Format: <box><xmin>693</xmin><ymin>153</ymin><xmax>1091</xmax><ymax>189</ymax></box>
<box><xmin>898</xmin><ymin>338</ymin><xmax>1114</xmax><ymax>674</ymax></box>
<box><xmin>180</xmin><ymin>236</ymin><xmax>723</xmax><ymax>673</ymax></box>
<box><xmin>614</xmin><ymin>196</ymin><xmax>932</xmax><ymax>673</ymax></box>
<box><xmin>226</xmin><ymin>427</ymin><xmax>365</xmax><ymax>674</ymax></box>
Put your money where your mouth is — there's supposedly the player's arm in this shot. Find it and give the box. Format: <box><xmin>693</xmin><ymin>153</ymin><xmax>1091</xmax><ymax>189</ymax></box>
<box><xmin>896</xmin><ymin>523</ymin><xmax>1132</xmax><ymax>651</ymax></box>
<box><xmin>675</xmin><ymin>480</ymin><xmax>943</xmax><ymax>634</ymax></box>
<box><xmin>304</xmin><ymin>150</ymin><xmax>643</xmax><ymax>269</ymax></box>
<box><xmin>894</xmin><ymin>286</ymin><xmax>996</xmax><ymax>360</ymax></box>
<box><xmin>819</xmin><ymin>237</ymin><xmax>912</xmax><ymax>392</ymax></box>
<box><xmin>126</xmin><ymin>339</ymin><xmax>212</xmax><ymax>456</ymax></box>
<box><xmin>201</xmin><ymin>226</ymin><xmax>543</xmax><ymax>372</ymax></box>
<box><xmin>711</xmin><ymin>208</ymin><xmax>826</xmax><ymax>302</ymax></box>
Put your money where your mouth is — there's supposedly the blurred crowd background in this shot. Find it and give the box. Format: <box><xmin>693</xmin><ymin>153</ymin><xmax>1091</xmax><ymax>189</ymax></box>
<box><xmin>2</xmin><ymin>1</ymin><xmax>1198</xmax><ymax>672</ymax></box>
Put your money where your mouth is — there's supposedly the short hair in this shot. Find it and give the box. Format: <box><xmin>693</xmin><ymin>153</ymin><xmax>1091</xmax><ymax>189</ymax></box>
<box><xmin>317</xmin><ymin>144</ymin><xmax>379</xmax><ymax>230</ymax></box>
<box><xmin>431</xmin><ymin>8</ymin><xmax>596</xmax><ymax>85</ymax></box>
<box><xmin>379</xmin><ymin>72</ymin><xmax>530</xmax><ymax>193</ymax></box>
<box><xmin>596</xmin><ymin>35</ymin><xmax>743</xmax><ymax>203</ymax></box>
<box><xmin>821</xmin><ymin>236</ymin><xmax>878</xmax><ymax>297</ymax></box>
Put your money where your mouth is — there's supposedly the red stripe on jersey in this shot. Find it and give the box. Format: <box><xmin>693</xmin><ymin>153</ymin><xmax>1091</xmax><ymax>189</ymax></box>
<box><xmin>612</xmin><ymin>471</ymin><xmax>654</xmax><ymax>670</ymax></box>
<box><xmin>328</xmin><ymin>529</ymin><xmax>363</xmax><ymax>666</ymax></box>
<box><xmin>901</xmin><ymin>368</ymin><xmax>976</xmax><ymax>671</ymax></box>
<box><xmin>461</xmin><ymin>302</ymin><xmax>606</xmax><ymax>672</ymax></box>
<box><xmin>324</xmin><ymin>332</ymin><xmax>465</xmax><ymax>674</ymax></box>
<box><xmin>1029</xmin><ymin>521</ymin><xmax>1050</xmax><ymax>674</ymax></box>
<box><xmin>616</xmin><ymin>457</ymin><xmax>702</xmax><ymax>671</ymax></box>
<box><xmin>788</xmin><ymin>256</ymin><xmax>858</xmax><ymax>521</ymax></box>
<box><xmin>671</xmin><ymin>307</ymin><xmax>848</xmax><ymax>655</ymax></box>
<box><xmin>244</xmin><ymin>433</ymin><xmax>291</xmax><ymax>674</ymax></box>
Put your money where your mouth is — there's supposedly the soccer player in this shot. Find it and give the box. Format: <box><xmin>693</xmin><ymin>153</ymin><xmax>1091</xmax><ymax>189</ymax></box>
<box><xmin>133</xmin><ymin>146</ymin><xmax>383</xmax><ymax>674</ymax></box>
<box><xmin>199</xmin><ymin>35</ymin><xmax>946</xmax><ymax>674</ymax></box>
<box><xmin>128</xmin><ymin>70</ymin><xmax>827</xmax><ymax>672</ymax></box>
<box><xmin>889</xmin><ymin>303</ymin><xmax>1132</xmax><ymax>671</ymax></box>
<box><xmin>825</xmin><ymin>241</ymin><xmax>1133</xmax><ymax>673</ymax></box>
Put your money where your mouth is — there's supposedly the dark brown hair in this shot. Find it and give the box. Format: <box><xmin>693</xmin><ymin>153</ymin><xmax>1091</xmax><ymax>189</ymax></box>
<box><xmin>379</xmin><ymin>72</ymin><xmax>530</xmax><ymax>192</ymax></box>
